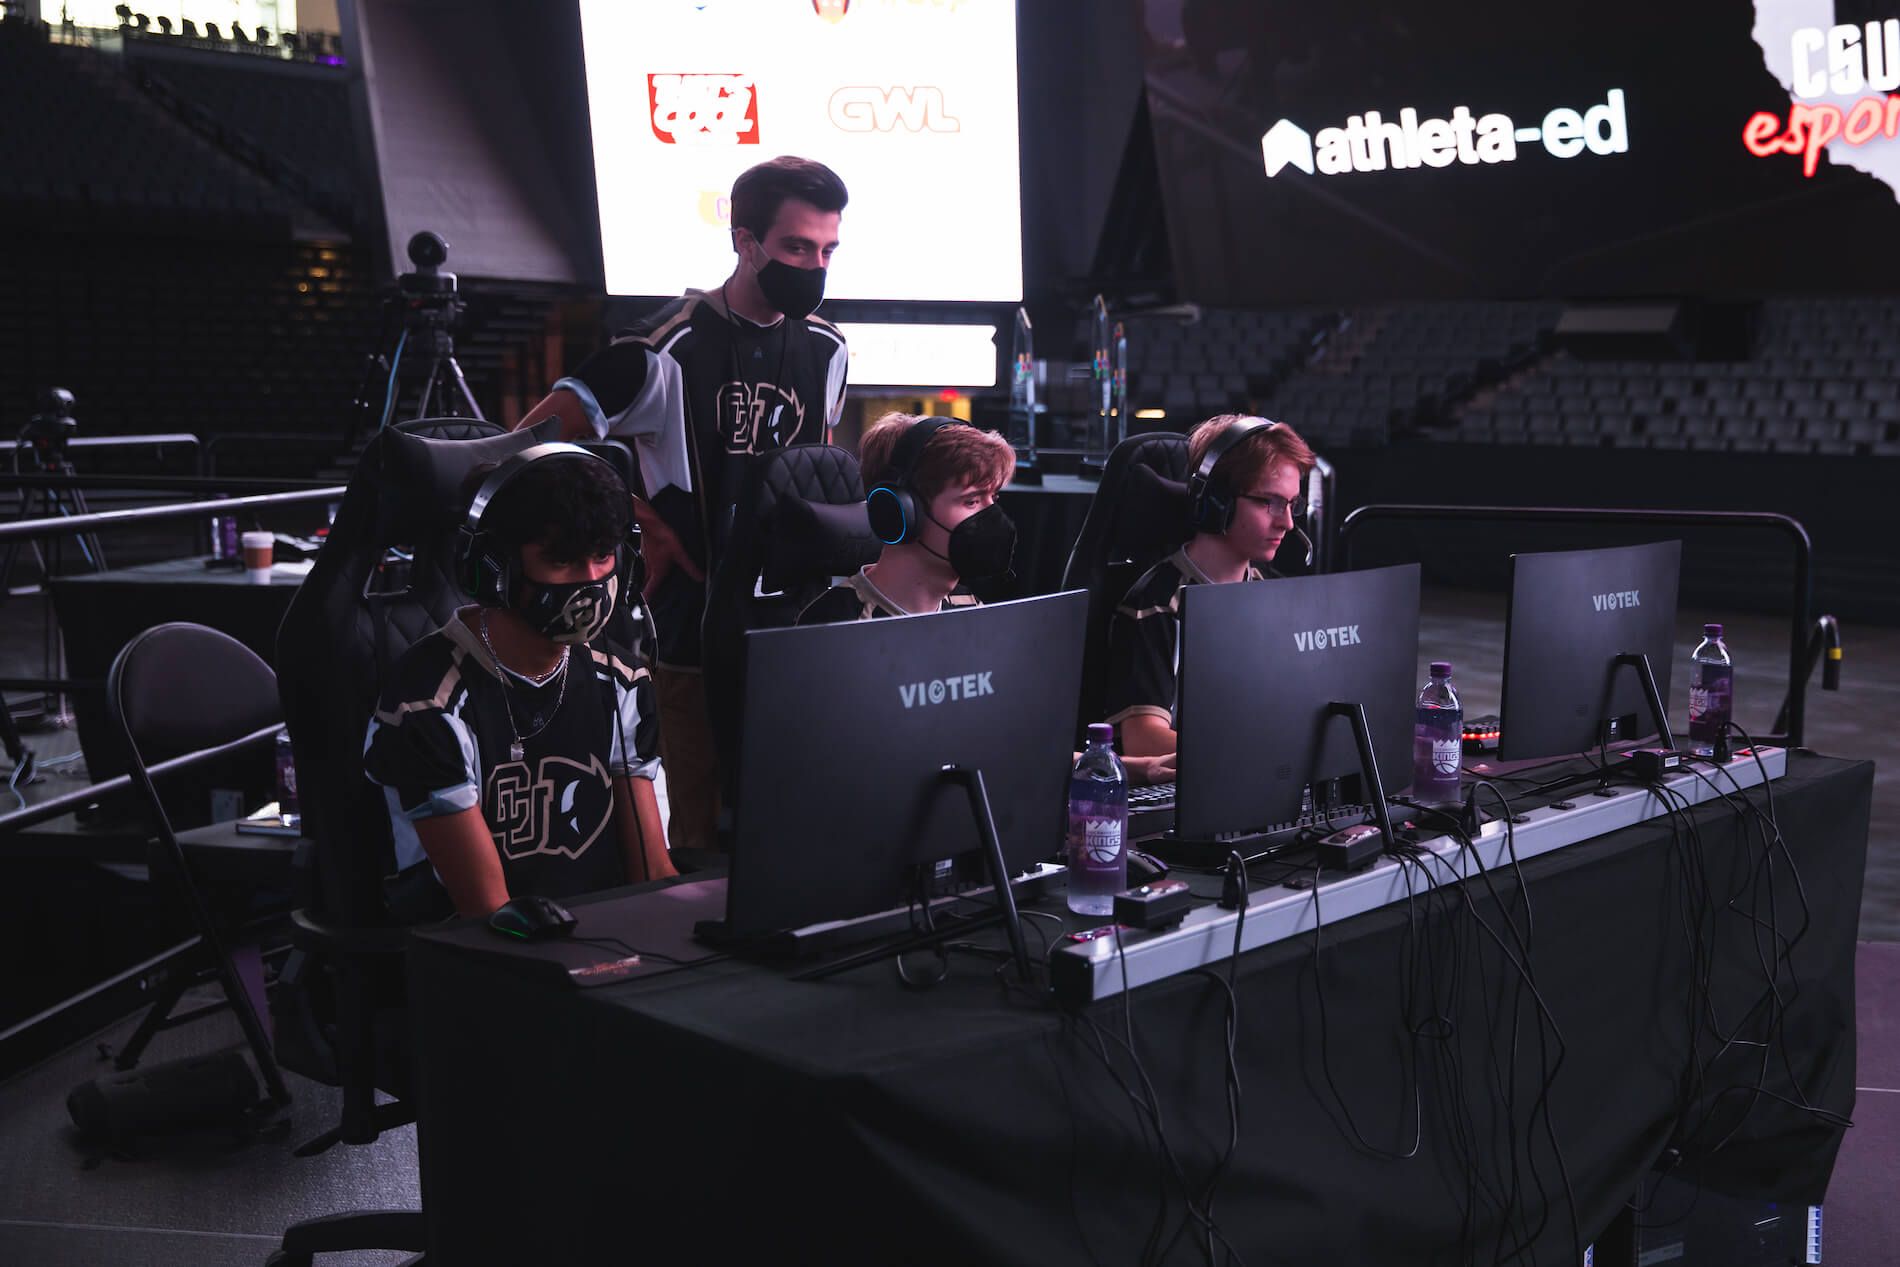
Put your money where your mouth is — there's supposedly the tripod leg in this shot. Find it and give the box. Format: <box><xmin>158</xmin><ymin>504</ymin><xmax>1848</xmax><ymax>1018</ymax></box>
<box><xmin>0</xmin><ymin>487</ymin><xmax>43</xmax><ymax>599</ymax></box>
<box><xmin>60</xmin><ymin>480</ymin><xmax>107</xmax><ymax>572</ymax></box>
<box><xmin>0</xmin><ymin>690</ymin><xmax>29</xmax><ymax>768</ymax></box>
<box><xmin>415</xmin><ymin>357</ymin><xmax>444</xmax><ymax>422</ymax></box>
<box><xmin>445</xmin><ymin>356</ymin><xmax>485</xmax><ymax>421</ymax></box>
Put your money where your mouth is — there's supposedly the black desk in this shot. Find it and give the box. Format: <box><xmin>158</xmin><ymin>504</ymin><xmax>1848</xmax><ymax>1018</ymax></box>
<box><xmin>407</xmin><ymin>753</ymin><xmax>1869</xmax><ymax>1265</ymax></box>
<box><xmin>48</xmin><ymin>556</ymin><xmax>305</xmax><ymax>782</ymax></box>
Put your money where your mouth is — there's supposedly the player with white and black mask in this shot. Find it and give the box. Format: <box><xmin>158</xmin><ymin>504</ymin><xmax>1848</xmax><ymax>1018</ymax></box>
<box><xmin>364</xmin><ymin>447</ymin><xmax>671</xmax><ymax>920</ymax></box>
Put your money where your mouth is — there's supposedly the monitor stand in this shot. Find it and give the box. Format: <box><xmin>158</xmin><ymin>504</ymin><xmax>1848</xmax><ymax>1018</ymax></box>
<box><xmin>1610</xmin><ymin>650</ymin><xmax>1677</xmax><ymax>754</ymax></box>
<box><xmin>1156</xmin><ymin>699</ymin><xmax>1400</xmax><ymax>867</ymax></box>
<box><xmin>1325</xmin><ymin>700</ymin><xmax>1400</xmax><ymax>853</ymax></box>
<box><xmin>797</xmin><ymin>765</ymin><xmax>1035</xmax><ymax>984</ymax></box>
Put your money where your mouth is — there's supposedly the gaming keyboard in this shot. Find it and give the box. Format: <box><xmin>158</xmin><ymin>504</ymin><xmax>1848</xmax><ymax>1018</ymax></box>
<box><xmin>1129</xmin><ymin>781</ymin><xmax>1176</xmax><ymax>837</ymax></box>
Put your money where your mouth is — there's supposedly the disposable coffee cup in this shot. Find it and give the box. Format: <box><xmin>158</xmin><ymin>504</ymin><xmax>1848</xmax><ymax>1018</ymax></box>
<box><xmin>241</xmin><ymin>531</ymin><xmax>274</xmax><ymax>584</ymax></box>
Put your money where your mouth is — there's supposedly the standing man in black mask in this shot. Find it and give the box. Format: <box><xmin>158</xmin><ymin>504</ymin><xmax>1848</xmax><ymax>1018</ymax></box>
<box><xmin>516</xmin><ymin>156</ymin><xmax>849</xmax><ymax>854</ymax></box>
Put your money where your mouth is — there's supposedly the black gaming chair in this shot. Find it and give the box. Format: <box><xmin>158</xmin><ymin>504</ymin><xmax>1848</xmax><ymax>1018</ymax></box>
<box><xmin>1060</xmin><ymin>428</ymin><xmax>1337</xmax><ymax>739</ymax></box>
<box><xmin>701</xmin><ymin>444</ymin><xmax>880</xmax><ymax>808</ymax></box>
<box><xmin>266</xmin><ymin>417</ymin><xmax>562</xmax><ymax>1266</ymax></box>
<box><xmin>1058</xmin><ymin>433</ymin><xmax>1199</xmax><ymax>739</ymax></box>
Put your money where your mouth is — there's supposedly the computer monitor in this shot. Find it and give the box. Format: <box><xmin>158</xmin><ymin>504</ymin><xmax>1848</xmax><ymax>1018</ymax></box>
<box><xmin>1174</xmin><ymin>563</ymin><xmax>1421</xmax><ymax>840</ymax></box>
<box><xmin>1500</xmin><ymin>539</ymin><xmax>1681</xmax><ymax>763</ymax></box>
<box><xmin>722</xmin><ymin>590</ymin><xmax>1087</xmax><ymax>940</ymax></box>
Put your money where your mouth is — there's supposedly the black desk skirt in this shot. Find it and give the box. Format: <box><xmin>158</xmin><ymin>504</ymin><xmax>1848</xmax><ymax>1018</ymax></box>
<box><xmin>408</xmin><ymin>753</ymin><xmax>1870</xmax><ymax>1265</ymax></box>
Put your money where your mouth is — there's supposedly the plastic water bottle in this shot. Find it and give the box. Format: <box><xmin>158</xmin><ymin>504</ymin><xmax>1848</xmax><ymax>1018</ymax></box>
<box><xmin>1688</xmin><ymin>623</ymin><xmax>1733</xmax><ymax>756</ymax></box>
<box><xmin>274</xmin><ymin>730</ymin><xmax>300</xmax><ymax>830</ymax></box>
<box><xmin>1066</xmin><ymin>723</ymin><xmax>1128</xmax><ymax>916</ymax></box>
<box><xmin>1412</xmin><ymin>661</ymin><xmax>1463</xmax><ymax>805</ymax></box>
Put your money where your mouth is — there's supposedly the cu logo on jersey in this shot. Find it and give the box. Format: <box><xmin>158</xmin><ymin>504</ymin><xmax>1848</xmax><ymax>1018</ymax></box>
<box><xmin>717</xmin><ymin>380</ymin><xmax>808</xmax><ymax>453</ymax></box>
<box><xmin>487</xmin><ymin>754</ymin><xmax>614</xmax><ymax>861</ymax></box>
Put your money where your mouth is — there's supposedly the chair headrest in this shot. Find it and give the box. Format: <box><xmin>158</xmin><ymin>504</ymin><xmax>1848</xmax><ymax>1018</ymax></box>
<box><xmin>380</xmin><ymin>418</ymin><xmax>565</xmax><ymax>540</ymax></box>
<box><xmin>764</xmin><ymin>497</ymin><xmax>880</xmax><ymax>592</ymax></box>
<box><xmin>1113</xmin><ymin>463</ymin><xmax>1192</xmax><ymax>556</ymax></box>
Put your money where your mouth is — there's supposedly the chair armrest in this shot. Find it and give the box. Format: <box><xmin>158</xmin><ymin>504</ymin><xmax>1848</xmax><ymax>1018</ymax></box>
<box><xmin>289</xmin><ymin>908</ymin><xmax>412</xmax><ymax>956</ymax></box>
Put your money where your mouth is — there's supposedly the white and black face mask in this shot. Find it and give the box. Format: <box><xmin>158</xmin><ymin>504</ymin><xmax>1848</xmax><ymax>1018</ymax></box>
<box><xmin>517</xmin><ymin>573</ymin><xmax>617</xmax><ymax>645</ymax></box>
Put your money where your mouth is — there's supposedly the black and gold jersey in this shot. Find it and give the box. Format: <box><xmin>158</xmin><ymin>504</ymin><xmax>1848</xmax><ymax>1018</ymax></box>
<box><xmin>362</xmin><ymin>612</ymin><xmax>660</xmax><ymax>904</ymax></box>
<box><xmin>1102</xmin><ymin>550</ymin><xmax>1269</xmax><ymax>733</ymax></box>
<box><xmin>553</xmin><ymin>289</ymin><xmax>849</xmax><ymax>668</ymax></box>
<box><xmin>795</xmin><ymin>567</ymin><xmax>979</xmax><ymax>625</ymax></box>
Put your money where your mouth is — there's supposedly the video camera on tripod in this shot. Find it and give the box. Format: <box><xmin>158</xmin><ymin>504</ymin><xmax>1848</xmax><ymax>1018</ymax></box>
<box><xmin>348</xmin><ymin>231</ymin><xmax>483</xmax><ymax>441</ymax></box>
<box><xmin>397</xmin><ymin>229</ymin><xmax>463</xmax><ymax>320</ymax></box>
<box><xmin>19</xmin><ymin>387</ymin><xmax>79</xmax><ymax>472</ymax></box>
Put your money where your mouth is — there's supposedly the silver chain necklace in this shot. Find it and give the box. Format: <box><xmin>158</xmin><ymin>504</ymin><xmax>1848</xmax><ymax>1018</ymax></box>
<box><xmin>478</xmin><ymin>610</ymin><xmax>570</xmax><ymax>762</ymax></box>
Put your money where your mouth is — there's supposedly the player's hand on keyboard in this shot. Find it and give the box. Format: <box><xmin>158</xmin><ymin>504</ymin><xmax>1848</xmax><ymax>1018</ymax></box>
<box><xmin>1123</xmin><ymin>752</ymin><xmax>1177</xmax><ymax>787</ymax></box>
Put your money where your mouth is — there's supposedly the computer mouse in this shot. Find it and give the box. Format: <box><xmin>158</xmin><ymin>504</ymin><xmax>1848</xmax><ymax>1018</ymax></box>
<box><xmin>1126</xmin><ymin>848</ymin><xmax>1169</xmax><ymax>884</ymax></box>
<box><xmin>487</xmin><ymin>894</ymin><xmax>578</xmax><ymax>941</ymax></box>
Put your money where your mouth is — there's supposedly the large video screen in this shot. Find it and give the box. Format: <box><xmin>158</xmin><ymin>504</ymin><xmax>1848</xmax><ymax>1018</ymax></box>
<box><xmin>1142</xmin><ymin>1</ymin><xmax>1900</xmax><ymax>304</ymax></box>
<box><xmin>578</xmin><ymin>0</ymin><xmax>1022</xmax><ymax>303</ymax></box>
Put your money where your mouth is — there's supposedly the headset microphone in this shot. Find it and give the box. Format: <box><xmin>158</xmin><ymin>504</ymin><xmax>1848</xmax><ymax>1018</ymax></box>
<box><xmin>1286</xmin><ymin>524</ymin><xmax>1315</xmax><ymax>570</ymax></box>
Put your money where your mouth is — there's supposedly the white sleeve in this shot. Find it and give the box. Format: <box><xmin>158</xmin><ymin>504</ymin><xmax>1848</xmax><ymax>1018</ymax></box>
<box><xmin>824</xmin><ymin>332</ymin><xmax>849</xmax><ymax>437</ymax></box>
<box><xmin>553</xmin><ymin>344</ymin><xmax>693</xmax><ymax>497</ymax></box>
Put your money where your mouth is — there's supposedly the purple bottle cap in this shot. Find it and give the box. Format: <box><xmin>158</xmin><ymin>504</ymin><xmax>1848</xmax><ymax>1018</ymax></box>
<box><xmin>1087</xmin><ymin>722</ymin><xmax>1115</xmax><ymax>747</ymax></box>
<box><xmin>1704</xmin><ymin>623</ymin><xmax>1723</xmax><ymax>637</ymax></box>
<box><xmin>1430</xmin><ymin>661</ymin><xmax>1452</xmax><ymax>677</ymax></box>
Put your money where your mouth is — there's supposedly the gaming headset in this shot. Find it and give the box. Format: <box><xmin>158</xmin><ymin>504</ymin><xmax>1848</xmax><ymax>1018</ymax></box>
<box><xmin>1185</xmin><ymin>415</ymin><xmax>1315</xmax><ymax>567</ymax></box>
<box><xmin>865</xmin><ymin>416</ymin><xmax>961</xmax><ymax>545</ymax></box>
<box><xmin>455</xmin><ymin>442</ymin><xmax>642</xmax><ymax>606</ymax></box>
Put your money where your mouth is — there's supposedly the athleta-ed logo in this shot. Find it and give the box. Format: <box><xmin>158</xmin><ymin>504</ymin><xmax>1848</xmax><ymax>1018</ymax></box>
<box><xmin>1592</xmin><ymin>590</ymin><xmax>1641</xmax><ymax>611</ymax></box>
<box><xmin>1293</xmin><ymin>625</ymin><xmax>1361</xmax><ymax>652</ymax></box>
<box><xmin>828</xmin><ymin>86</ymin><xmax>960</xmax><ymax>133</ymax></box>
<box><xmin>1744</xmin><ymin>19</ymin><xmax>1900</xmax><ymax>178</ymax></box>
<box><xmin>717</xmin><ymin>380</ymin><xmax>807</xmax><ymax>453</ymax></box>
<box><xmin>648</xmin><ymin>74</ymin><xmax>759</xmax><ymax>145</ymax></box>
<box><xmin>487</xmin><ymin>754</ymin><xmax>614</xmax><ymax>862</ymax></box>
<box><xmin>1261</xmin><ymin>90</ymin><xmax>1627</xmax><ymax>178</ymax></box>
<box><xmin>900</xmin><ymin>671</ymin><xmax>995</xmax><ymax>708</ymax></box>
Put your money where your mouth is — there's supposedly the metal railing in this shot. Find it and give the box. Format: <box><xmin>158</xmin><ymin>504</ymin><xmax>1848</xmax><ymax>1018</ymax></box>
<box><xmin>0</xmin><ymin>484</ymin><xmax>346</xmax><ymax>545</ymax></box>
<box><xmin>1337</xmin><ymin>504</ymin><xmax>1830</xmax><ymax>748</ymax></box>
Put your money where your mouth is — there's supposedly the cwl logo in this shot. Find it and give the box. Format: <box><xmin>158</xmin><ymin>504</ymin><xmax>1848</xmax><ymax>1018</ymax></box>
<box><xmin>829</xmin><ymin>86</ymin><xmax>961</xmax><ymax>133</ymax></box>
<box><xmin>1294</xmin><ymin>625</ymin><xmax>1361</xmax><ymax>652</ymax></box>
<box><xmin>1592</xmin><ymin>590</ymin><xmax>1641</xmax><ymax>611</ymax></box>
<box><xmin>900</xmin><ymin>671</ymin><xmax>995</xmax><ymax>708</ymax></box>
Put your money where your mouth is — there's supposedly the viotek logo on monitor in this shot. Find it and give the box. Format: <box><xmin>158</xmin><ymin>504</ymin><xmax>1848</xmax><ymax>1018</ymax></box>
<box><xmin>1592</xmin><ymin>589</ymin><xmax>1641</xmax><ymax>611</ymax></box>
<box><xmin>1261</xmin><ymin>89</ymin><xmax>1627</xmax><ymax>178</ymax></box>
<box><xmin>1294</xmin><ymin>624</ymin><xmax>1362</xmax><ymax>652</ymax></box>
<box><xmin>899</xmin><ymin>672</ymin><xmax>995</xmax><ymax>709</ymax></box>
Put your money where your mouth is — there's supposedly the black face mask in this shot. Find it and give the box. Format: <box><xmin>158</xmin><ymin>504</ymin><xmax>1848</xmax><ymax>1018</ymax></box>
<box><xmin>924</xmin><ymin>503</ymin><xmax>1017</xmax><ymax>584</ymax></box>
<box><xmin>517</xmin><ymin>573</ymin><xmax>617</xmax><ymax>645</ymax></box>
<box><xmin>755</xmin><ymin>255</ymin><xmax>827</xmax><ymax>320</ymax></box>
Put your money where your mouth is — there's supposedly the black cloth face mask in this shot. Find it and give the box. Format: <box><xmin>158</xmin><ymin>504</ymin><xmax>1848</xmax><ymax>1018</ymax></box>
<box><xmin>922</xmin><ymin>503</ymin><xmax>1017</xmax><ymax>584</ymax></box>
<box><xmin>517</xmin><ymin>573</ymin><xmax>617</xmax><ymax>645</ymax></box>
<box><xmin>754</xmin><ymin>255</ymin><xmax>827</xmax><ymax>319</ymax></box>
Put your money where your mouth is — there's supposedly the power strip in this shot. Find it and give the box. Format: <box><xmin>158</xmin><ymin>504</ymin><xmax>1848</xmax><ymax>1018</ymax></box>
<box><xmin>1049</xmin><ymin>748</ymin><xmax>1787</xmax><ymax>1006</ymax></box>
